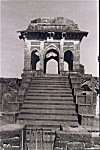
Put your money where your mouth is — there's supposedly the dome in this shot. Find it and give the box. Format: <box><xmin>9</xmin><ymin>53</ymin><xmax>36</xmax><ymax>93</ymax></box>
<box><xmin>27</xmin><ymin>17</ymin><xmax>79</xmax><ymax>32</ymax></box>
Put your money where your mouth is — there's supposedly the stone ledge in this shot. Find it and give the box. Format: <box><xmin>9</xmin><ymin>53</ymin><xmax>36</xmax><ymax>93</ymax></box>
<box><xmin>78</xmin><ymin>103</ymin><xmax>96</xmax><ymax>106</ymax></box>
<box><xmin>1</xmin><ymin>112</ymin><xmax>20</xmax><ymax>124</ymax></box>
<box><xmin>0</xmin><ymin>123</ymin><xmax>26</xmax><ymax>150</ymax></box>
<box><xmin>80</xmin><ymin>114</ymin><xmax>95</xmax><ymax>118</ymax></box>
<box><xmin>0</xmin><ymin>123</ymin><xmax>25</xmax><ymax>132</ymax></box>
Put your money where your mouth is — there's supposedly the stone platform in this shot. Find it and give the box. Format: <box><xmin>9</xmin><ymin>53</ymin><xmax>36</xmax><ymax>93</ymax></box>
<box><xmin>0</xmin><ymin>123</ymin><xmax>26</xmax><ymax>150</ymax></box>
<box><xmin>53</xmin><ymin>125</ymin><xmax>100</xmax><ymax>150</ymax></box>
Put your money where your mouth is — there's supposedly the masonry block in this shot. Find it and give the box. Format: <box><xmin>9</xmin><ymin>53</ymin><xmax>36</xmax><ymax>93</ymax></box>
<box><xmin>73</xmin><ymin>88</ymin><xmax>83</xmax><ymax>96</ymax></box>
<box><xmin>70</xmin><ymin>78</ymin><xmax>81</xmax><ymax>83</ymax></box>
<box><xmin>17</xmin><ymin>94</ymin><xmax>25</xmax><ymax>102</ymax></box>
<box><xmin>78</xmin><ymin>104</ymin><xmax>93</xmax><ymax>114</ymax></box>
<box><xmin>21</xmin><ymin>82</ymin><xmax>30</xmax><ymax>89</ymax></box>
<box><xmin>71</xmin><ymin>83</ymin><xmax>81</xmax><ymax>89</ymax></box>
<box><xmin>92</xmin><ymin>137</ymin><xmax>100</xmax><ymax>145</ymax></box>
<box><xmin>8</xmin><ymin>102</ymin><xmax>22</xmax><ymax>112</ymax></box>
<box><xmin>0</xmin><ymin>124</ymin><xmax>26</xmax><ymax>150</ymax></box>
<box><xmin>86</xmin><ymin>95</ymin><xmax>92</xmax><ymax>104</ymax></box>
<box><xmin>57</xmin><ymin>131</ymin><xmax>91</xmax><ymax>144</ymax></box>
<box><xmin>54</xmin><ymin>141</ymin><xmax>66</xmax><ymax>149</ymax></box>
<box><xmin>67</xmin><ymin>142</ymin><xmax>85</xmax><ymax>150</ymax></box>
<box><xmin>93</xmin><ymin>92</ymin><xmax>97</xmax><ymax>104</ymax></box>
<box><xmin>77</xmin><ymin>95</ymin><xmax>86</xmax><ymax>104</ymax></box>
<box><xmin>78</xmin><ymin>104</ymin><xmax>96</xmax><ymax>115</ymax></box>
<box><xmin>81</xmin><ymin>114</ymin><xmax>95</xmax><ymax>126</ymax></box>
<box><xmin>1</xmin><ymin>112</ymin><xmax>19</xmax><ymax>124</ymax></box>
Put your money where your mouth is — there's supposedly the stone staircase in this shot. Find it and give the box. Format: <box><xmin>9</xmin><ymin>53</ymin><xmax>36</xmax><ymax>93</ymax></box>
<box><xmin>17</xmin><ymin>74</ymin><xmax>78</xmax><ymax>131</ymax></box>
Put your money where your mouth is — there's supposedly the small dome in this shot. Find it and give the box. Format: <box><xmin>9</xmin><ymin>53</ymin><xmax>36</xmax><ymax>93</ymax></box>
<box><xmin>27</xmin><ymin>17</ymin><xmax>79</xmax><ymax>32</ymax></box>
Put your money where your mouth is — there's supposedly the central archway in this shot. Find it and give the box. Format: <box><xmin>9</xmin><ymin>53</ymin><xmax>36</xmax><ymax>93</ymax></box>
<box><xmin>44</xmin><ymin>49</ymin><xmax>59</xmax><ymax>74</ymax></box>
<box><xmin>46</xmin><ymin>59</ymin><xmax>58</xmax><ymax>74</ymax></box>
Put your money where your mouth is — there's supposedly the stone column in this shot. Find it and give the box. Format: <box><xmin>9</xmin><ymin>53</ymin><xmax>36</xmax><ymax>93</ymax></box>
<box><xmin>73</xmin><ymin>41</ymin><xmax>80</xmax><ymax>72</ymax></box>
<box><xmin>60</xmin><ymin>39</ymin><xmax>64</xmax><ymax>73</ymax></box>
<box><xmin>40</xmin><ymin>41</ymin><xmax>44</xmax><ymax>73</ymax></box>
<box><xmin>24</xmin><ymin>39</ymin><xmax>31</xmax><ymax>71</ymax></box>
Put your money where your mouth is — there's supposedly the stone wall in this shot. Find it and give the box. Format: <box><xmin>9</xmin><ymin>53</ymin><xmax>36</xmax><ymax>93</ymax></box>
<box><xmin>0</xmin><ymin>78</ymin><xmax>22</xmax><ymax>112</ymax></box>
<box><xmin>69</xmin><ymin>73</ymin><xmax>99</xmax><ymax>126</ymax></box>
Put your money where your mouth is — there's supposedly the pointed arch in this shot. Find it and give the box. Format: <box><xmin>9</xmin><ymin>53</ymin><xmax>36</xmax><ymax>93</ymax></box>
<box><xmin>44</xmin><ymin>48</ymin><xmax>59</xmax><ymax>74</ymax></box>
<box><xmin>44</xmin><ymin>44</ymin><xmax>59</xmax><ymax>55</ymax></box>
<box><xmin>64</xmin><ymin>50</ymin><xmax>73</xmax><ymax>71</ymax></box>
<box><xmin>31</xmin><ymin>49</ymin><xmax>40</xmax><ymax>70</ymax></box>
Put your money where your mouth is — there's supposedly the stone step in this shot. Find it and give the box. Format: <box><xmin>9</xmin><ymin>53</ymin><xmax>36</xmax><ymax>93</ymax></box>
<box><xmin>23</xmin><ymin>100</ymin><xmax>74</xmax><ymax>104</ymax></box>
<box><xmin>18</xmin><ymin>120</ymin><xmax>78</xmax><ymax>129</ymax></box>
<box><xmin>56</xmin><ymin>128</ymin><xmax>92</xmax><ymax>143</ymax></box>
<box><xmin>34</xmin><ymin>74</ymin><xmax>68</xmax><ymax>77</ymax></box>
<box><xmin>29</xmin><ymin>87</ymin><xmax>71</xmax><ymax>90</ymax></box>
<box><xmin>21</xmin><ymin>104</ymin><xmax>75</xmax><ymax>109</ymax></box>
<box><xmin>32</xmin><ymin>77</ymin><xmax>69</xmax><ymax>83</ymax></box>
<box><xmin>18</xmin><ymin>114</ymin><xmax>78</xmax><ymax>121</ymax></box>
<box><xmin>28</xmin><ymin>89</ymin><xmax>72</xmax><ymax>94</ymax></box>
<box><xmin>25</xmin><ymin>93</ymin><xmax>72</xmax><ymax>97</ymax></box>
<box><xmin>26</xmin><ymin>124</ymin><xmax>78</xmax><ymax>131</ymax></box>
<box><xmin>33</xmin><ymin>76</ymin><xmax>69</xmax><ymax>79</ymax></box>
<box><xmin>16</xmin><ymin>74</ymin><xmax>80</xmax><ymax>132</ymax></box>
<box><xmin>31</xmin><ymin>82</ymin><xmax>69</xmax><ymax>85</ymax></box>
<box><xmin>32</xmin><ymin>79</ymin><xmax>69</xmax><ymax>83</ymax></box>
<box><xmin>30</xmin><ymin>84</ymin><xmax>71</xmax><ymax>88</ymax></box>
<box><xmin>26</xmin><ymin>122</ymin><xmax>61</xmax><ymax>130</ymax></box>
<box><xmin>24</xmin><ymin>96</ymin><xmax>74</xmax><ymax>100</ymax></box>
<box><xmin>20</xmin><ymin>108</ymin><xmax>76</xmax><ymax>115</ymax></box>
<box><xmin>41</xmin><ymin>74</ymin><xmax>68</xmax><ymax>77</ymax></box>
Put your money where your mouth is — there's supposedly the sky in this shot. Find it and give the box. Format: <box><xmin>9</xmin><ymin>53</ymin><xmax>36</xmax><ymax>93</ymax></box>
<box><xmin>0</xmin><ymin>0</ymin><xmax>99</xmax><ymax>78</ymax></box>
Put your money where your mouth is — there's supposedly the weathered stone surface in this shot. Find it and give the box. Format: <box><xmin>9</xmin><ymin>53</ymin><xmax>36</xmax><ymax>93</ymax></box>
<box><xmin>8</xmin><ymin>102</ymin><xmax>22</xmax><ymax>112</ymax></box>
<box><xmin>67</xmin><ymin>142</ymin><xmax>85</xmax><ymax>150</ymax></box>
<box><xmin>56</xmin><ymin>130</ymin><xmax>91</xmax><ymax>143</ymax></box>
<box><xmin>81</xmin><ymin>114</ymin><xmax>95</xmax><ymax>126</ymax></box>
<box><xmin>1</xmin><ymin>112</ymin><xmax>19</xmax><ymax>124</ymax></box>
<box><xmin>28</xmin><ymin>17</ymin><xmax>79</xmax><ymax>31</ymax></box>
<box><xmin>92</xmin><ymin>137</ymin><xmax>100</xmax><ymax>145</ymax></box>
<box><xmin>78</xmin><ymin>104</ymin><xmax>93</xmax><ymax>114</ymax></box>
<box><xmin>0</xmin><ymin>124</ymin><xmax>26</xmax><ymax>150</ymax></box>
<box><xmin>0</xmin><ymin>78</ymin><xmax>22</xmax><ymax>112</ymax></box>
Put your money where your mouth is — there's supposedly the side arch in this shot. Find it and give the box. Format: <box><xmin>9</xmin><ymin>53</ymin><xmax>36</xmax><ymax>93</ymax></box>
<box><xmin>64</xmin><ymin>50</ymin><xmax>73</xmax><ymax>71</ymax></box>
<box><xmin>31</xmin><ymin>49</ymin><xmax>40</xmax><ymax>70</ymax></box>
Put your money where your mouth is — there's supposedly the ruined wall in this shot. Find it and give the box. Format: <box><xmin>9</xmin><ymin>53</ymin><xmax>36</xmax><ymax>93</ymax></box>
<box><xmin>0</xmin><ymin>78</ymin><xmax>22</xmax><ymax>111</ymax></box>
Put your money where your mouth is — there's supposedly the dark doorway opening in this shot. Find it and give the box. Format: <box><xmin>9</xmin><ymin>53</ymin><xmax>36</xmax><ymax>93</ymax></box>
<box><xmin>31</xmin><ymin>50</ymin><xmax>40</xmax><ymax>70</ymax></box>
<box><xmin>64</xmin><ymin>50</ymin><xmax>73</xmax><ymax>71</ymax></box>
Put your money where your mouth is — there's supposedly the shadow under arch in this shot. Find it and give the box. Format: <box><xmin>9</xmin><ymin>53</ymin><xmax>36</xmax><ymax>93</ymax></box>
<box><xmin>44</xmin><ymin>49</ymin><xmax>59</xmax><ymax>74</ymax></box>
<box><xmin>64</xmin><ymin>50</ymin><xmax>73</xmax><ymax>71</ymax></box>
<box><xmin>31</xmin><ymin>50</ymin><xmax>40</xmax><ymax>70</ymax></box>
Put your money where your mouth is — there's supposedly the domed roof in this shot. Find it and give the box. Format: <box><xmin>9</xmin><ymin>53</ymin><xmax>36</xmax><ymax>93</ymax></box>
<box><xmin>27</xmin><ymin>17</ymin><xmax>79</xmax><ymax>32</ymax></box>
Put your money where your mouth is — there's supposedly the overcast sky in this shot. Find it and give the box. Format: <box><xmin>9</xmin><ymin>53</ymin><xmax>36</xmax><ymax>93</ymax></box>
<box><xmin>0</xmin><ymin>0</ymin><xmax>99</xmax><ymax>78</ymax></box>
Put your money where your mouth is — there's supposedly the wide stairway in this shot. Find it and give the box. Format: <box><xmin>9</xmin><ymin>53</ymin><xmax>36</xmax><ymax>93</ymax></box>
<box><xmin>17</xmin><ymin>74</ymin><xmax>79</xmax><ymax>131</ymax></box>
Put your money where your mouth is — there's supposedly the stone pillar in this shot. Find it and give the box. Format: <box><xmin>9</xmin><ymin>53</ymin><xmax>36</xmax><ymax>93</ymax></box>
<box><xmin>60</xmin><ymin>39</ymin><xmax>64</xmax><ymax>73</ymax></box>
<box><xmin>24</xmin><ymin>39</ymin><xmax>31</xmax><ymax>71</ymax></box>
<box><xmin>40</xmin><ymin>41</ymin><xmax>44</xmax><ymax>73</ymax></box>
<box><xmin>73</xmin><ymin>41</ymin><xmax>80</xmax><ymax>72</ymax></box>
